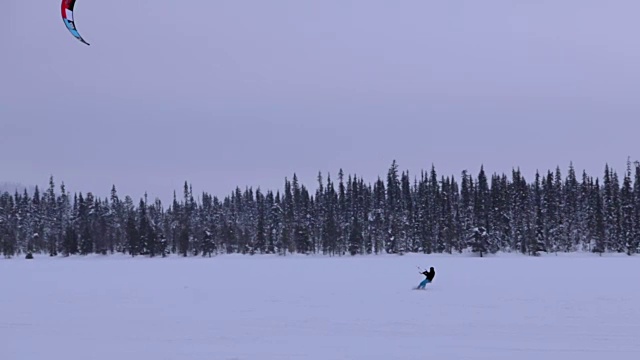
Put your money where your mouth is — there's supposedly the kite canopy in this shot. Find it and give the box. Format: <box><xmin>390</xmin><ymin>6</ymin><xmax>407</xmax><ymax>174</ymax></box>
<box><xmin>61</xmin><ymin>0</ymin><xmax>90</xmax><ymax>45</ymax></box>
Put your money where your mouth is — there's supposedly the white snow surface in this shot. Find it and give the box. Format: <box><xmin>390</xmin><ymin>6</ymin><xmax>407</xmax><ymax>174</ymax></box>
<box><xmin>2</xmin><ymin>252</ymin><xmax>640</xmax><ymax>359</ymax></box>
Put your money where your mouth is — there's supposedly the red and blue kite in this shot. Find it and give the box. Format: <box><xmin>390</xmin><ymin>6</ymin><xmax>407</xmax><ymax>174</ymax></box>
<box><xmin>61</xmin><ymin>0</ymin><xmax>90</xmax><ymax>45</ymax></box>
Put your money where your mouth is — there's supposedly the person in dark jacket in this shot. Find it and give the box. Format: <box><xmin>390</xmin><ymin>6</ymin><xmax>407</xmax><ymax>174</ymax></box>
<box><xmin>417</xmin><ymin>267</ymin><xmax>435</xmax><ymax>289</ymax></box>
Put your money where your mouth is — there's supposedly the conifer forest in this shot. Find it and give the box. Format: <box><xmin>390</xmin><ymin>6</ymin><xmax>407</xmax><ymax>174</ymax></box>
<box><xmin>2</xmin><ymin>160</ymin><xmax>640</xmax><ymax>259</ymax></box>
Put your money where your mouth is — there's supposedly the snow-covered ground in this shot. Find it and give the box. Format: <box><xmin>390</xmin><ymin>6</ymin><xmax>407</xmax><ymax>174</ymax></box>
<box><xmin>2</xmin><ymin>252</ymin><xmax>639</xmax><ymax>359</ymax></box>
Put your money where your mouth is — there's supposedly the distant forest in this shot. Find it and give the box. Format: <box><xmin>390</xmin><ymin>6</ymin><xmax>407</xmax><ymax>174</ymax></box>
<box><xmin>2</xmin><ymin>159</ymin><xmax>640</xmax><ymax>259</ymax></box>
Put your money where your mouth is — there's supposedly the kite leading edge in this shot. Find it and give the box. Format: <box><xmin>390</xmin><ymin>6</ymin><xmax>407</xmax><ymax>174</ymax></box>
<box><xmin>61</xmin><ymin>0</ymin><xmax>90</xmax><ymax>45</ymax></box>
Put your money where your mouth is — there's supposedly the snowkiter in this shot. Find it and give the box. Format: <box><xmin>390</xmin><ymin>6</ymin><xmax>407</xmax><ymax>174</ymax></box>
<box><xmin>417</xmin><ymin>267</ymin><xmax>435</xmax><ymax>289</ymax></box>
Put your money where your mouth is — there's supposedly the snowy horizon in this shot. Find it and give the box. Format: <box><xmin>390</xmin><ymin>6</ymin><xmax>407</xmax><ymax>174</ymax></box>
<box><xmin>3</xmin><ymin>157</ymin><xmax>639</xmax><ymax>259</ymax></box>
<box><xmin>3</xmin><ymin>158</ymin><xmax>638</xmax><ymax>205</ymax></box>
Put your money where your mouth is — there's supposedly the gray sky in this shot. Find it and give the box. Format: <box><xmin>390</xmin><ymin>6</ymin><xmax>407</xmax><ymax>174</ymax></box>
<box><xmin>2</xmin><ymin>0</ymin><xmax>640</xmax><ymax>203</ymax></box>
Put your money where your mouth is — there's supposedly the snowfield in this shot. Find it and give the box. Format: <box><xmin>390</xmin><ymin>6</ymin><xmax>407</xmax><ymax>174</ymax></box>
<box><xmin>2</xmin><ymin>253</ymin><xmax>639</xmax><ymax>359</ymax></box>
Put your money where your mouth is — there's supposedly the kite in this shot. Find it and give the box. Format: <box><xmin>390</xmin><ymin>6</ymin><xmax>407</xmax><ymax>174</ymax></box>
<box><xmin>61</xmin><ymin>0</ymin><xmax>90</xmax><ymax>45</ymax></box>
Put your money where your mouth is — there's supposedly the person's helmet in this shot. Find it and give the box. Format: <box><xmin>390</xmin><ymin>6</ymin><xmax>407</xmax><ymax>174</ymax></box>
<box><xmin>430</xmin><ymin>267</ymin><xmax>434</xmax><ymax>270</ymax></box>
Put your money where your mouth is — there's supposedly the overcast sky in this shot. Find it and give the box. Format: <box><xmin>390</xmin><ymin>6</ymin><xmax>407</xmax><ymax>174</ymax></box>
<box><xmin>2</xmin><ymin>0</ymin><xmax>640</xmax><ymax>203</ymax></box>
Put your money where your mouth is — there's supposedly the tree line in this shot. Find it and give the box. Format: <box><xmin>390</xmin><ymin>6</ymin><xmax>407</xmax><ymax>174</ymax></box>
<box><xmin>1</xmin><ymin>159</ymin><xmax>640</xmax><ymax>259</ymax></box>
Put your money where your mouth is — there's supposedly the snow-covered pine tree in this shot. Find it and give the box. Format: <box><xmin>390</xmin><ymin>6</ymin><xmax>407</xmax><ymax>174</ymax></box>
<box><xmin>291</xmin><ymin>174</ymin><xmax>303</xmax><ymax>254</ymax></box>
<box><xmin>633</xmin><ymin>162</ymin><xmax>640</xmax><ymax>255</ymax></box>
<box><xmin>310</xmin><ymin>172</ymin><xmax>323</xmax><ymax>254</ymax></box>
<box><xmin>347</xmin><ymin>213</ymin><xmax>364</xmax><ymax>256</ymax></box>
<box><xmin>509</xmin><ymin>169</ymin><xmax>523</xmax><ymax>253</ymax></box>
<box><xmin>93</xmin><ymin>197</ymin><xmax>110</xmax><ymax>254</ymax></box>
<box><xmin>151</xmin><ymin>197</ymin><xmax>167</xmax><ymax>257</ymax></box>
<box><xmin>298</xmin><ymin>183</ymin><xmax>313</xmax><ymax>254</ymax></box>
<box><xmin>400</xmin><ymin>170</ymin><xmax>413</xmax><ymax>253</ymax></box>
<box><xmin>262</xmin><ymin>191</ymin><xmax>274</xmax><ymax>254</ymax></box>
<box><xmin>440</xmin><ymin>176</ymin><xmax>457</xmax><ymax>254</ymax></box>
<box><xmin>543</xmin><ymin>170</ymin><xmax>562</xmax><ymax>253</ymax></box>
<box><xmin>563</xmin><ymin>162</ymin><xmax>580</xmax><ymax>251</ymax></box>
<box><xmin>123</xmin><ymin>195</ymin><xmax>139</xmax><ymax>256</ymax></box>
<box><xmin>337</xmin><ymin>169</ymin><xmax>348</xmax><ymax>255</ymax></box>
<box><xmin>474</xmin><ymin>166</ymin><xmax>490</xmax><ymax>231</ymax></box>
<box><xmin>359</xmin><ymin>177</ymin><xmax>373</xmax><ymax>255</ymax></box>
<box><xmin>280</xmin><ymin>178</ymin><xmax>294</xmax><ymax>255</ymax></box>
<box><xmin>138</xmin><ymin>197</ymin><xmax>150</xmax><ymax>255</ymax></box>
<box><xmin>385</xmin><ymin>161</ymin><xmax>401</xmax><ymax>254</ymax></box>
<box><xmin>0</xmin><ymin>192</ymin><xmax>17</xmax><ymax>257</ymax></box>
<box><xmin>254</xmin><ymin>188</ymin><xmax>267</xmax><ymax>254</ymax></box>
<box><xmin>44</xmin><ymin>177</ymin><xmax>58</xmax><ymax>256</ymax></box>
<box><xmin>531</xmin><ymin>171</ymin><xmax>547</xmax><ymax>256</ymax></box>
<box><xmin>578</xmin><ymin>171</ymin><xmax>592</xmax><ymax>252</ymax></box>
<box><xmin>468</xmin><ymin>226</ymin><xmax>488</xmax><ymax>257</ymax></box>
<box><xmin>460</xmin><ymin>170</ymin><xmax>475</xmax><ymax>247</ymax></box>
<box><xmin>76</xmin><ymin>192</ymin><xmax>94</xmax><ymax>255</ymax></box>
<box><xmin>611</xmin><ymin>170</ymin><xmax>623</xmax><ymax>252</ymax></box>
<box><xmin>414</xmin><ymin>172</ymin><xmax>428</xmax><ymax>253</ymax></box>
<box><xmin>322</xmin><ymin>175</ymin><xmax>338</xmax><ymax>255</ymax></box>
<box><xmin>107</xmin><ymin>185</ymin><xmax>123</xmax><ymax>254</ymax></box>
<box><xmin>621</xmin><ymin>159</ymin><xmax>635</xmax><ymax>255</ymax></box>
<box><xmin>177</xmin><ymin>182</ymin><xmax>192</xmax><ymax>256</ymax></box>
<box><xmin>553</xmin><ymin>167</ymin><xmax>565</xmax><ymax>252</ymax></box>
<box><xmin>489</xmin><ymin>174</ymin><xmax>509</xmax><ymax>252</ymax></box>
<box><xmin>592</xmin><ymin>179</ymin><xmax>606</xmax><ymax>255</ymax></box>
<box><xmin>426</xmin><ymin>165</ymin><xmax>441</xmax><ymax>254</ymax></box>
<box><xmin>371</xmin><ymin>177</ymin><xmax>385</xmax><ymax>254</ymax></box>
<box><xmin>60</xmin><ymin>190</ymin><xmax>78</xmax><ymax>256</ymax></box>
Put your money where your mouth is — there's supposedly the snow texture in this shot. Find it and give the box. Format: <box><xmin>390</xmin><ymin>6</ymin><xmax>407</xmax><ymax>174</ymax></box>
<box><xmin>2</xmin><ymin>253</ymin><xmax>639</xmax><ymax>359</ymax></box>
